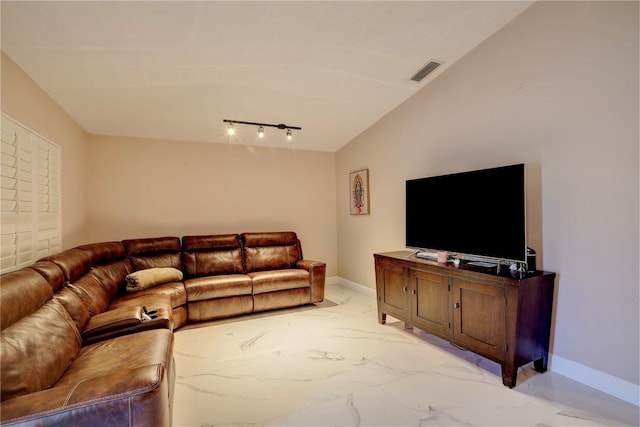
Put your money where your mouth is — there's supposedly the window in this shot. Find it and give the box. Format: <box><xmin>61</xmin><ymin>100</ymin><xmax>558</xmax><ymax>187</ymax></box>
<box><xmin>1</xmin><ymin>113</ymin><xmax>61</xmax><ymax>274</ymax></box>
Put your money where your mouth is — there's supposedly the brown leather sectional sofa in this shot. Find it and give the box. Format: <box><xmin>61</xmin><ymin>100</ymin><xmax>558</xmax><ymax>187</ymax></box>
<box><xmin>0</xmin><ymin>231</ymin><xmax>325</xmax><ymax>426</ymax></box>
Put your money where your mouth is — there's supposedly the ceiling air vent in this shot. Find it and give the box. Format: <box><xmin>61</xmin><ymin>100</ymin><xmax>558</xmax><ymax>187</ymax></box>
<box><xmin>410</xmin><ymin>60</ymin><xmax>442</xmax><ymax>82</ymax></box>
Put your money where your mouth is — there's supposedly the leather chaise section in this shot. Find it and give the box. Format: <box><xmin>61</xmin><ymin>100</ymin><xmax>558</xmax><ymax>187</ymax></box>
<box><xmin>1</xmin><ymin>329</ymin><xmax>174</xmax><ymax>427</ymax></box>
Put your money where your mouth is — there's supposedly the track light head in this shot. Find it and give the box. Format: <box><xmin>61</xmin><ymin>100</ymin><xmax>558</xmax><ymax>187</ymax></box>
<box><xmin>227</xmin><ymin>123</ymin><xmax>235</xmax><ymax>135</ymax></box>
<box><xmin>258</xmin><ymin>126</ymin><xmax>265</xmax><ymax>138</ymax></box>
<box><xmin>286</xmin><ymin>129</ymin><xmax>292</xmax><ymax>140</ymax></box>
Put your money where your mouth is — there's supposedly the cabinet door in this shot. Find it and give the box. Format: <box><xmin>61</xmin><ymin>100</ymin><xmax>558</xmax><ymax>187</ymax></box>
<box><xmin>375</xmin><ymin>259</ymin><xmax>409</xmax><ymax>321</ymax></box>
<box><xmin>451</xmin><ymin>278</ymin><xmax>506</xmax><ymax>362</ymax></box>
<box><xmin>409</xmin><ymin>269</ymin><xmax>449</xmax><ymax>339</ymax></box>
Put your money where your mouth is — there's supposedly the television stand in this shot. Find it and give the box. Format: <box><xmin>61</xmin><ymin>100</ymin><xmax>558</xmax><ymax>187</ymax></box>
<box><xmin>374</xmin><ymin>250</ymin><xmax>556</xmax><ymax>388</ymax></box>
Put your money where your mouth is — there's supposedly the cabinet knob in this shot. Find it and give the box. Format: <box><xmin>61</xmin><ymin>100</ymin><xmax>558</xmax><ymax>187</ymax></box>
<box><xmin>411</xmin><ymin>289</ymin><xmax>416</xmax><ymax>295</ymax></box>
<box><xmin>453</xmin><ymin>302</ymin><xmax>460</xmax><ymax>309</ymax></box>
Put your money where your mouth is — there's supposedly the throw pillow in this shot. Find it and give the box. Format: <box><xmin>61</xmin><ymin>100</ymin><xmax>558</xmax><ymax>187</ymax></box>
<box><xmin>126</xmin><ymin>267</ymin><xmax>183</xmax><ymax>292</ymax></box>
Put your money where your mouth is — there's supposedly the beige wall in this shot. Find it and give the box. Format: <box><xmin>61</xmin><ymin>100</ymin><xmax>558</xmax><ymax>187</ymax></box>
<box><xmin>336</xmin><ymin>1</ymin><xmax>639</xmax><ymax>386</ymax></box>
<box><xmin>2</xmin><ymin>0</ymin><xmax>637</xmax><ymax>399</ymax></box>
<box><xmin>1</xmin><ymin>53</ymin><xmax>89</xmax><ymax>248</ymax></box>
<box><xmin>87</xmin><ymin>134</ymin><xmax>337</xmax><ymax>276</ymax></box>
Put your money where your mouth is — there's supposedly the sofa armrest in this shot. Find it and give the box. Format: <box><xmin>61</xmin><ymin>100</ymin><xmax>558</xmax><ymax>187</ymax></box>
<box><xmin>82</xmin><ymin>305</ymin><xmax>171</xmax><ymax>345</ymax></box>
<box><xmin>296</xmin><ymin>259</ymin><xmax>326</xmax><ymax>303</ymax></box>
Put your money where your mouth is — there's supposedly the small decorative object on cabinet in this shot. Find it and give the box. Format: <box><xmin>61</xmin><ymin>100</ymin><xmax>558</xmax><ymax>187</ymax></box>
<box><xmin>374</xmin><ymin>251</ymin><xmax>556</xmax><ymax>388</ymax></box>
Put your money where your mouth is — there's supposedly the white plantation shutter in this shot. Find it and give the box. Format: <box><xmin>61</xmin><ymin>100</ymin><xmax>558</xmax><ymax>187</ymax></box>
<box><xmin>1</xmin><ymin>114</ymin><xmax>61</xmax><ymax>274</ymax></box>
<box><xmin>35</xmin><ymin>135</ymin><xmax>61</xmax><ymax>259</ymax></box>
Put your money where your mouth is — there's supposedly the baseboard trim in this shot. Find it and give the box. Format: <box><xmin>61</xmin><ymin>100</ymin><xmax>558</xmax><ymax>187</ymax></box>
<box><xmin>550</xmin><ymin>354</ymin><xmax>639</xmax><ymax>406</ymax></box>
<box><xmin>329</xmin><ymin>276</ymin><xmax>376</xmax><ymax>298</ymax></box>
<box><xmin>328</xmin><ymin>276</ymin><xmax>639</xmax><ymax>407</ymax></box>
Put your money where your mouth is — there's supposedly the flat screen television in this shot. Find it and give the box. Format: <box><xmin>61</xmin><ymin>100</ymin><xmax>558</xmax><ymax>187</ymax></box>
<box><xmin>406</xmin><ymin>163</ymin><xmax>526</xmax><ymax>263</ymax></box>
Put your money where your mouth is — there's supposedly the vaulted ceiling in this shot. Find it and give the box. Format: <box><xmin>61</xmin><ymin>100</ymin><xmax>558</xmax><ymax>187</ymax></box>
<box><xmin>1</xmin><ymin>1</ymin><xmax>533</xmax><ymax>151</ymax></box>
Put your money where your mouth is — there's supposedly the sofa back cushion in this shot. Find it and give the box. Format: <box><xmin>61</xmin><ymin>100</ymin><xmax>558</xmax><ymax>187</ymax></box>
<box><xmin>182</xmin><ymin>234</ymin><xmax>243</xmax><ymax>277</ymax></box>
<box><xmin>0</xmin><ymin>269</ymin><xmax>53</xmax><ymax>331</ymax></box>
<box><xmin>45</xmin><ymin>248</ymin><xmax>95</xmax><ymax>283</ymax></box>
<box><xmin>123</xmin><ymin>237</ymin><xmax>182</xmax><ymax>271</ymax></box>
<box><xmin>91</xmin><ymin>260</ymin><xmax>133</xmax><ymax>297</ymax></box>
<box><xmin>31</xmin><ymin>260</ymin><xmax>66</xmax><ymax>292</ymax></box>
<box><xmin>42</xmin><ymin>241</ymin><xmax>126</xmax><ymax>284</ymax></box>
<box><xmin>53</xmin><ymin>287</ymin><xmax>91</xmax><ymax>332</ymax></box>
<box><xmin>66</xmin><ymin>271</ymin><xmax>112</xmax><ymax>317</ymax></box>
<box><xmin>76</xmin><ymin>241</ymin><xmax>126</xmax><ymax>265</ymax></box>
<box><xmin>242</xmin><ymin>232</ymin><xmax>302</xmax><ymax>273</ymax></box>
<box><xmin>1</xmin><ymin>298</ymin><xmax>81</xmax><ymax>402</ymax></box>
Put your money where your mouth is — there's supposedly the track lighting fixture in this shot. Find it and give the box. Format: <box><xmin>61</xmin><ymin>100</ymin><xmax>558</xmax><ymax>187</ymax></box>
<box><xmin>223</xmin><ymin>119</ymin><xmax>301</xmax><ymax>141</ymax></box>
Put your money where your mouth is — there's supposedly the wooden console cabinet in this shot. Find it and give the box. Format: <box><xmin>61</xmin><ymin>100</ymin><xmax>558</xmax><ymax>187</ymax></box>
<box><xmin>374</xmin><ymin>251</ymin><xmax>555</xmax><ymax>387</ymax></box>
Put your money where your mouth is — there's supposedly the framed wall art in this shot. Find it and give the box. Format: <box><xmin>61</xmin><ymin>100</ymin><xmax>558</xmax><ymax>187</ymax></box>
<box><xmin>349</xmin><ymin>168</ymin><xmax>370</xmax><ymax>215</ymax></box>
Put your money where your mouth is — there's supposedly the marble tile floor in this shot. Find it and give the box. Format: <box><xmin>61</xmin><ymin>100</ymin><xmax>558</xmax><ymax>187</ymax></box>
<box><xmin>173</xmin><ymin>283</ymin><xmax>639</xmax><ymax>427</ymax></box>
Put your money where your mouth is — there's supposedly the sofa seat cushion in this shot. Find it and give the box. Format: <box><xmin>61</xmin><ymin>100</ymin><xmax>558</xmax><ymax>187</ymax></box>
<box><xmin>185</xmin><ymin>275</ymin><xmax>252</xmax><ymax>302</ymax></box>
<box><xmin>249</xmin><ymin>269</ymin><xmax>309</xmax><ymax>294</ymax></box>
<box><xmin>114</xmin><ymin>281</ymin><xmax>187</xmax><ymax>308</ymax></box>
<box><xmin>2</xmin><ymin>329</ymin><xmax>174</xmax><ymax>426</ymax></box>
<box><xmin>55</xmin><ymin>329</ymin><xmax>173</xmax><ymax>389</ymax></box>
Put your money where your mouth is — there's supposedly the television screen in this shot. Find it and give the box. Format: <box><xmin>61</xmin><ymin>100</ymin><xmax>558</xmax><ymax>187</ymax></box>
<box><xmin>406</xmin><ymin>164</ymin><xmax>526</xmax><ymax>262</ymax></box>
